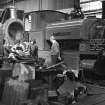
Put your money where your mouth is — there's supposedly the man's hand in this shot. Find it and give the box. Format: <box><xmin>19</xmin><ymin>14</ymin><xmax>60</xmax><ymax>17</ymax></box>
<box><xmin>58</xmin><ymin>56</ymin><xmax>61</xmax><ymax>61</ymax></box>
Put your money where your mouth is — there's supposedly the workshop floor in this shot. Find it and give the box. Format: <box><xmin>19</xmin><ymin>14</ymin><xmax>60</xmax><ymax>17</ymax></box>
<box><xmin>74</xmin><ymin>83</ymin><xmax>105</xmax><ymax>105</ymax></box>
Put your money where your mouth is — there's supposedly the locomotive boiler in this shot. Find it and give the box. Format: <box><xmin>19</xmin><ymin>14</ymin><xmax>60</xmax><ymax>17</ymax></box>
<box><xmin>0</xmin><ymin>6</ymin><xmax>24</xmax><ymax>57</ymax></box>
<box><xmin>45</xmin><ymin>17</ymin><xmax>105</xmax><ymax>70</ymax></box>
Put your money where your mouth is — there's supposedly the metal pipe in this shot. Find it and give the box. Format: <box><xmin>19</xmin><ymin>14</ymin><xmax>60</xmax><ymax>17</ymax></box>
<box><xmin>10</xmin><ymin>6</ymin><xmax>17</xmax><ymax>19</ymax></box>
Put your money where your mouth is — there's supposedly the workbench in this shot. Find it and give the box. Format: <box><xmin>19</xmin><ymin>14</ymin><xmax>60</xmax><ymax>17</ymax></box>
<box><xmin>36</xmin><ymin>68</ymin><xmax>62</xmax><ymax>90</ymax></box>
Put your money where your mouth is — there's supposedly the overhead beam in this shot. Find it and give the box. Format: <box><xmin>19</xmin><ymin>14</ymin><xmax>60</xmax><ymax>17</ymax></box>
<box><xmin>0</xmin><ymin>0</ymin><xmax>25</xmax><ymax>5</ymax></box>
<box><xmin>81</xmin><ymin>0</ymin><xmax>101</xmax><ymax>4</ymax></box>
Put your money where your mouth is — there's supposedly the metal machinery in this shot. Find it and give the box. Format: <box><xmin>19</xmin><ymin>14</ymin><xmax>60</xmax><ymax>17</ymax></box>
<box><xmin>45</xmin><ymin>19</ymin><xmax>83</xmax><ymax>70</ymax></box>
<box><xmin>0</xmin><ymin>6</ymin><xmax>24</xmax><ymax>68</ymax></box>
<box><xmin>0</xmin><ymin>6</ymin><xmax>24</xmax><ymax>57</ymax></box>
<box><xmin>45</xmin><ymin>17</ymin><xmax>105</xmax><ymax>70</ymax></box>
<box><xmin>26</xmin><ymin>10</ymin><xmax>105</xmax><ymax>70</ymax></box>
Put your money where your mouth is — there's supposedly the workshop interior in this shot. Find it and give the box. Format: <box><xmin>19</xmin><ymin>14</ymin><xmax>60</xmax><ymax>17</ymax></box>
<box><xmin>0</xmin><ymin>0</ymin><xmax>105</xmax><ymax>105</ymax></box>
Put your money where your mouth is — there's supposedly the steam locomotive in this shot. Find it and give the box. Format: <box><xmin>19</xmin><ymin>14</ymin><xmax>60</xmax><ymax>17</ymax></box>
<box><xmin>44</xmin><ymin>16</ymin><xmax>105</xmax><ymax>76</ymax></box>
<box><xmin>44</xmin><ymin>17</ymin><xmax>105</xmax><ymax>70</ymax></box>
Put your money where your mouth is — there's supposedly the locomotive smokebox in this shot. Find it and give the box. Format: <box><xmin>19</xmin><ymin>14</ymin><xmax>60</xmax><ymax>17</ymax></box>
<box><xmin>3</xmin><ymin>18</ymin><xmax>24</xmax><ymax>45</ymax></box>
<box><xmin>0</xmin><ymin>6</ymin><xmax>24</xmax><ymax>58</ymax></box>
<box><xmin>2</xmin><ymin>6</ymin><xmax>24</xmax><ymax>45</ymax></box>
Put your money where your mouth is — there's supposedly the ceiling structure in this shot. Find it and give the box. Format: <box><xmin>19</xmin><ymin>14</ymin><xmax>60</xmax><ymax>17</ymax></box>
<box><xmin>0</xmin><ymin>0</ymin><xmax>26</xmax><ymax>9</ymax></box>
<box><xmin>0</xmin><ymin>0</ymin><xmax>24</xmax><ymax>6</ymax></box>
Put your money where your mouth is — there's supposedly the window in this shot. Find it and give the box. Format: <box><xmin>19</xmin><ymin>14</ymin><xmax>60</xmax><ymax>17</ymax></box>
<box><xmin>80</xmin><ymin>0</ymin><xmax>102</xmax><ymax>18</ymax></box>
<box><xmin>81</xmin><ymin>1</ymin><xmax>102</xmax><ymax>11</ymax></box>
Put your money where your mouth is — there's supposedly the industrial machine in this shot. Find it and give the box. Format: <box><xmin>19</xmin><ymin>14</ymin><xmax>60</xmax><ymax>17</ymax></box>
<box><xmin>0</xmin><ymin>6</ymin><xmax>24</xmax><ymax>68</ymax></box>
<box><xmin>45</xmin><ymin>17</ymin><xmax>105</xmax><ymax>70</ymax></box>
<box><xmin>0</xmin><ymin>6</ymin><xmax>24</xmax><ymax>56</ymax></box>
<box><xmin>25</xmin><ymin>10</ymin><xmax>105</xmax><ymax>70</ymax></box>
<box><xmin>45</xmin><ymin>19</ymin><xmax>83</xmax><ymax>70</ymax></box>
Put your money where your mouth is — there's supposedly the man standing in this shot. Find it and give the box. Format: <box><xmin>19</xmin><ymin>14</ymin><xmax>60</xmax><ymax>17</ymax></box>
<box><xmin>50</xmin><ymin>35</ymin><xmax>61</xmax><ymax>65</ymax></box>
<box><xmin>30</xmin><ymin>39</ymin><xmax>38</xmax><ymax>60</ymax></box>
